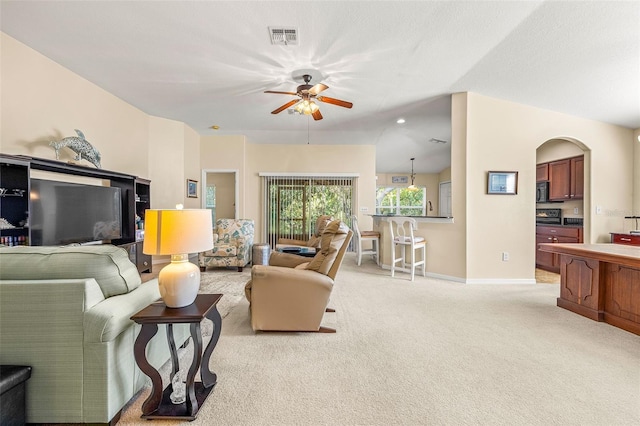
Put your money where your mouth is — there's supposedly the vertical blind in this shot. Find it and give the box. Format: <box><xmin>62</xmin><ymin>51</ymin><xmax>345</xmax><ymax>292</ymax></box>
<box><xmin>261</xmin><ymin>174</ymin><xmax>356</xmax><ymax>248</ymax></box>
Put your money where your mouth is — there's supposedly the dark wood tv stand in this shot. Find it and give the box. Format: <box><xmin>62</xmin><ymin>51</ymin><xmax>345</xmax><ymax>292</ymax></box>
<box><xmin>0</xmin><ymin>153</ymin><xmax>152</xmax><ymax>273</ymax></box>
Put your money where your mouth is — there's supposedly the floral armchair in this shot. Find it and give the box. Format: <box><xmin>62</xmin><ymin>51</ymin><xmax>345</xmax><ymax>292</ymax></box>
<box><xmin>198</xmin><ymin>219</ymin><xmax>254</xmax><ymax>272</ymax></box>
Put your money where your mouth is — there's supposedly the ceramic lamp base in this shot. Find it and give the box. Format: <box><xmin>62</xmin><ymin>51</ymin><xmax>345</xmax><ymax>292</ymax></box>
<box><xmin>158</xmin><ymin>254</ymin><xmax>201</xmax><ymax>308</ymax></box>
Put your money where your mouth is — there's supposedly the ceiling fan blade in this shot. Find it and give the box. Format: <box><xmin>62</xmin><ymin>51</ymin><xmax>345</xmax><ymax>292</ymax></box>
<box><xmin>308</xmin><ymin>83</ymin><xmax>328</xmax><ymax>96</ymax></box>
<box><xmin>264</xmin><ymin>90</ymin><xmax>298</xmax><ymax>95</ymax></box>
<box><xmin>312</xmin><ymin>109</ymin><xmax>323</xmax><ymax>121</ymax></box>
<box><xmin>271</xmin><ymin>99</ymin><xmax>300</xmax><ymax>114</ymax></box>
<box><xmin>317</xmin><ymin>96</ymin><xmax>353</xmax><ymax>109</ymax></box>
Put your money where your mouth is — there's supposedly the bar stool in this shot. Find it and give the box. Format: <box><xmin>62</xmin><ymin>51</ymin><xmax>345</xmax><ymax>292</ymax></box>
<box><xmin>351</xmin><ymin>215</ymin><xmax>380</xmax><ymax>266</ymax></box>
<box><xmin>389</xmin><ymin>217</ymin><xmax>426</xmax><ymax>281</ymax></box>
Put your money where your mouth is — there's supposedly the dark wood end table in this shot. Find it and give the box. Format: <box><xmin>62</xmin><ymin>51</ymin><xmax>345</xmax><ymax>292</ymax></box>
<box><xmin>131</xmin><ymin>293</ymin><xmax>223</xmax><ymax>420</ymax></box>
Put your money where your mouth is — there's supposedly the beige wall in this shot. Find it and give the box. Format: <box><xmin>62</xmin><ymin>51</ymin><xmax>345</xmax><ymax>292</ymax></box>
<box><xmin>462</xmin><ymin>92</ymin><xmax>634</xmax><ymax>281</ymax></box>
<box><xmin>635</xmin><ymin>129</ymin><xmax>640</xmax><ymax>217</ymax></box>
<box><xmin>183</xmin><ymin>125</ymin><xmax>202</xmax><ymax>209</ymax></box>
<box><xmin>199</xmin><ymin>139</ymin><xmax>376</xmax><ymax>241</ymax></box>
<box><xmin>1</xmin><ymin>33</ymin><xmax>199</xmax><ymax>211</ymax></box>
<box><xmin>2</xmin><ymin>31</ymin><xmax>638</xmax><ymax>282</ymax></box>
<box><xmin>200</xmin><ymin>135</ymin><xmax>246</xmax><ymax>217</ymax></box>
<box><xmin>0</xmin><ymin>33</ymin><xmax>150</xmax><ymax>177</ymax></box>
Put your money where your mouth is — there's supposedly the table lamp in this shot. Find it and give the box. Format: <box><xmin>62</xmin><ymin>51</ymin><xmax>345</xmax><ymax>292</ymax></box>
<box><xmin>143</xmin><ymin>209</ymin><xmax>213</xmax><ymax>308</ymax></box>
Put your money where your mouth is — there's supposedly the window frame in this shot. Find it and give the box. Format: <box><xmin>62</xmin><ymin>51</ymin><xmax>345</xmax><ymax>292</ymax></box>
<box><xmin>375</xmin><ymin>186</ymin><xmax>427</xmax><ymax>216</ymax></box>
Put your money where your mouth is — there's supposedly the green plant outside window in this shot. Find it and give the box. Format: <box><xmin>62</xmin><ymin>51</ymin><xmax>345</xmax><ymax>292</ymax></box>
<box><xmin>376</xmin><ymin>187</ymin><xmax>426</xmax><ymax>216</ymax></box>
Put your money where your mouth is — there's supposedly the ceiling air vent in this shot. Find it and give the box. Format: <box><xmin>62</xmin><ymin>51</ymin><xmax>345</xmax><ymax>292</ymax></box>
<box><xmin>269</xmin><ymin>27</ymin><xmax>298</xmax><ymax>45</ymax></box>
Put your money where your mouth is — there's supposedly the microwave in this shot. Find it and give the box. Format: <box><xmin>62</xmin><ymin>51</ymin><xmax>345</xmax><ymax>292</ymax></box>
<box><xmin>536</xmin><ymin>181</ymin><xmax>549</xmax><ymax>203</ymax></box>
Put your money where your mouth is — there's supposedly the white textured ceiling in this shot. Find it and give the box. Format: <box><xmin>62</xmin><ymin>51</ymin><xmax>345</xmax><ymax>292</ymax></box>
<box><xmin>1</xmin><ymin>1</ymin><xmax>638</xmax><ymax>174</ymax></box>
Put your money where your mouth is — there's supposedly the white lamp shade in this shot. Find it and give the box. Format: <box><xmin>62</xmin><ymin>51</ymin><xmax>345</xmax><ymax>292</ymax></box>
<box><xmin>143</xmin><ymin>209</ymin><xmax>213</xmax><ymax>255</ymax></box>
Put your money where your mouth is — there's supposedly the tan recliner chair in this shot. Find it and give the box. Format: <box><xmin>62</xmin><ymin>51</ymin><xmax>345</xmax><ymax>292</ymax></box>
<box><xmin>245</xmin><ymin>219</ymin><xmax>353</xmax><ymax>333</ymax></box>
<box><xmin>276</xmin><ymin>215</ymin><xmax>333</xmax><ymax>250</ymax></box>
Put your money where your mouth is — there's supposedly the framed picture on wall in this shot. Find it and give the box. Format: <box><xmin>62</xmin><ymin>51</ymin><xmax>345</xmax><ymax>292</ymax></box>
<box><xmin>187</xmin><ymin>179</ymin><xmax>198</xmax><ymax>198</ymax></box>
<box><xmin>391</xmin><ymin>176</ymin><xmax>408</xmax><ymax>184</ymax></box>
<box><xmin>487</xmin><ymin>171</ymin><xmax>518</xmax><ymax>195</ymax></box>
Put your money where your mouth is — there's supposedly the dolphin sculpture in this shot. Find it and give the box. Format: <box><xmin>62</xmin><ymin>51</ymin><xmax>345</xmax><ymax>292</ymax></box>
<box><xmin>50</xmin><ymin>129</ymin><xmax>102</xmax><ymax>169</ymax></box>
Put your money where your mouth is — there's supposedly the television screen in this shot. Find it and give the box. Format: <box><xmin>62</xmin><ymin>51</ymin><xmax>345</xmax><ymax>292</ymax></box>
<box><xmin>30</xmin><ymin>179</ymin><xmax>122</xmax><ymax>246</ymax></box>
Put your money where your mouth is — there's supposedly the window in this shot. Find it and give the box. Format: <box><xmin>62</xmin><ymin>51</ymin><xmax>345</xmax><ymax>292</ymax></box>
<box><xmin>205</xmin><ymin>184</ymin><xmax>216</xmax><ymax>224</ymax></box>
<box><xmin>262</xmin><ymin>174</ymin><xmax>355</xmax><ymax>247</ymax></box>
<box><xmin>376</xmin><ymin>186</ymin><xmax>426</xmax><ymax>216</ymax></box>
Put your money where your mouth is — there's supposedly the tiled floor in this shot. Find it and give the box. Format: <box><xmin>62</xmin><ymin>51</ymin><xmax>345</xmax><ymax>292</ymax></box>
<box><xmin>536</xmin><ymin>268</ymin><xmax>560</xmax><ymax>284</ymax></box>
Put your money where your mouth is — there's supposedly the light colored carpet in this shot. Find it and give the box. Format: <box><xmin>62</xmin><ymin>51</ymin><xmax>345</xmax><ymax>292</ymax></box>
<box><xmin>119</xmin><ymin>254</ymin><xmax>640</xmax><ymax>425</ymax></box>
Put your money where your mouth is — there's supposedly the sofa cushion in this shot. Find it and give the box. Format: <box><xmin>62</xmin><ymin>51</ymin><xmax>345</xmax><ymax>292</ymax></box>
<box><xmin>0</xmin><ymin>245</ymin><xmax>141</xmax><ymax>298</ymax></box>
<box><xmin>306</xmin><ymin>220</ymin><xmax>349</xmax><ymax>276</ymax></box>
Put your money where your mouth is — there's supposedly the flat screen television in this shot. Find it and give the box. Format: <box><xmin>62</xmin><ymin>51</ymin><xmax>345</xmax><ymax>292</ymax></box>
<box><xmin>30</xmin><ymin>178</ymin><xmax>122</xmax><ymax>246</ymax></box>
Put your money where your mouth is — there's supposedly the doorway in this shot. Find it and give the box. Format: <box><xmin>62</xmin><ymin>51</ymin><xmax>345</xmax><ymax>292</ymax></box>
<box><xmin>201</xmin><ymin>169</ymin><xmax>238</xmax><ymax>224</ymax></box>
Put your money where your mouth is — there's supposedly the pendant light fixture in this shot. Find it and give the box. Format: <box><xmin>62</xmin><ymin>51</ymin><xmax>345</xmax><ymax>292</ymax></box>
<box><xmin>408</xmin><ymin>157</ymin><xmax>417</xmax><ymax>190</ymax></box>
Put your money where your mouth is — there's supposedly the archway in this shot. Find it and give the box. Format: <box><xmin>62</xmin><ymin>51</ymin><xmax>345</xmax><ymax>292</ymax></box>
<box><xmin>535</xmin><ymin>138</ymin><xmax>591</xmax><ymax>281</ymax></box>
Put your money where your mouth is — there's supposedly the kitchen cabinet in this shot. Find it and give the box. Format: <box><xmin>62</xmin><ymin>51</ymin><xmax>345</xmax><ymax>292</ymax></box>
<box><xmin>536</xmin><ymin>163</ymin><xmax>549</xmax><ymax>182</ymax></box>
<box><xmin>536</xmin><ymin>225</ymin><xmax>583</xmax><ymax>273</ymax></box>
<box><xmin>548</xmin><ymin>155</ymin><xmax>583</xmax><ymax>201</ymax></box>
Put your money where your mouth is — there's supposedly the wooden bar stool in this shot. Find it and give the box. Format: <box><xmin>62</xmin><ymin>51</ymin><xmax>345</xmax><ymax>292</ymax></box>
<box><xmin>388</xmin><ymin>217</ymin><xmax>426</xmax><ymax>281</ymax></box>
<box><xmin>351</xmin><ymin>215</ymin><xmax>380</xmax><ymax>266</ymax></box>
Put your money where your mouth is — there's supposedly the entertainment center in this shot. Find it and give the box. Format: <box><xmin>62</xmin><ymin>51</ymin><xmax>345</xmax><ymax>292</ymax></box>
<box><xmin>0</xmin><ymin>153</ymin><xmax>152</xmax><ymax>273</ymax></box>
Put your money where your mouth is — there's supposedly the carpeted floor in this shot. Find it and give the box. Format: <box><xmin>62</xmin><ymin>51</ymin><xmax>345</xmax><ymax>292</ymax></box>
<box><xmin>121</xmin><ymin>255</ymin><xmax>639</xmax><ymax>425</ymax></box>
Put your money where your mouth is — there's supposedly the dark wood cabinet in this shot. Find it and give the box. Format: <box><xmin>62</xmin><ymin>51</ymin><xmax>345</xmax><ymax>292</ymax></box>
<box><xmin>0</xmin><ymin>154</ymin><xmax>151</xmax><ymax>273</ymax></box>
<box><xmin>135</xmin><ymin>178</ymin><xmax>152</xmax><ymax>273</ymax></box>
<box><xmin>536</xmin><ymin>225</ymin><xmax>583</xmax><ymax>273</ymax></box>
<box><xmin>611</xmin><ymin>233</ymin><xmax>640</xmax><ymax>246</ymax></box>
<box><xmin>540</xmin><ymin>243</ymin><xmax>640</xmax><ymax>335</ymax></box>
<box><xmin>570</xmin><ymin>155</ymin><xmax>584</xmax><ymax>199</ymax></box>
<box><xmin>0</xmin><ymin>157</ymin><xmax>30</xmax><ymax>246</ymax></box>
<box><xmin>547</xmin><ymin>155</ymin><xmax>583</xmax><ymax>201</ymax></box>
<box><xmin>536</xmin><ymin>163</ymin><xmax>549</xmax><ymax>182</ymax></box>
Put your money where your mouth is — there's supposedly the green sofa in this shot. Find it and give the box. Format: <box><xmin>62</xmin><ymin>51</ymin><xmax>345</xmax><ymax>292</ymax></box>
<box><xmin>0</xmin><ymin>245</ymin><xmax>189</xmax><ymax>424</ymax></box>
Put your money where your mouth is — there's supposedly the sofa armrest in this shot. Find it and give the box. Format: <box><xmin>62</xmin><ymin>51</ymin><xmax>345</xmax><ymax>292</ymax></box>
<box><xmin>84</xmin><ymin>279</ymin><xmax>161</xmax><ymax>343</ymax></box>
<box><xmin>0</xmin><ymin>279</ymin><xmax>107</xmax><ymax>421</ymax></box>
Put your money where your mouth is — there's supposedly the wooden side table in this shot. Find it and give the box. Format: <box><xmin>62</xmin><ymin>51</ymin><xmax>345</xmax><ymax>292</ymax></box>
<box><xmin>131</xmin><ymin>293</ymin><xmax>223</xmax><ymax>420</ymax></box>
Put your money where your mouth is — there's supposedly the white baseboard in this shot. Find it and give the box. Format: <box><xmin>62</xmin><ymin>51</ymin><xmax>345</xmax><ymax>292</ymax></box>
<box><xmin>379</xmin><ymin>263</ymin><xmax>536</xmax><ymax>285</ymax></box>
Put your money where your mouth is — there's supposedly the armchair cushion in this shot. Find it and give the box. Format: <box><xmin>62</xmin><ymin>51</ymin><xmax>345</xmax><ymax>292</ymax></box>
<box><xmin>199</xmin><ymin>219</ymin><xmax>254</xmax><ymax>270</ymax></box>
<box><xmin>276</xmin><ymin>215</ymin><xmax>333</xmax><ymax>249</ymax></box>
<box><xmin>202</xmin><ymin>244</ymin><xmax>237</xmax><ymax>257</ymax></box>
<box><xmin>307</xmin><ymin>219</ymin><xmax>351</xmax><ymax>276</ymax></box>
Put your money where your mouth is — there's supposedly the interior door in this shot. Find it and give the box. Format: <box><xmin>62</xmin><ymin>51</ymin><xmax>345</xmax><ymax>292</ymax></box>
<box><xmin>439</xmin><ymin>181</ymin><xmax>452</xmax><ymax>217</ymax></box>
<box><xmin>205</xmin><ymin>172</ymin><xmax>236</xmax><ymax>223</ymax></box>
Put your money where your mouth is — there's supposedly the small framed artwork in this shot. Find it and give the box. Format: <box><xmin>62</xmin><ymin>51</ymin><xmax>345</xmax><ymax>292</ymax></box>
<box><xmin>187</xmin><ymin>179</ymin><xmax>198</xmax><ymax>198</ymax></box>
<box><xmin>487</xmin><ymin>171</ymin><xmax>518</xmax><ymax>195</ymax></box>
<box><xmin>391</xmin><ymin>176</ymin><xmax>408</xmax><ymax>184</ymax></box>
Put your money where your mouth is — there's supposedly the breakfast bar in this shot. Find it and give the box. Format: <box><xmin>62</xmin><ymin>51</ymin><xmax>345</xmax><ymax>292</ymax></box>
<box><xmin>369</xmin><ymin>215</ymin><xmax>454</xmax><ymax>273</ymax></box>
<box><xmin>538</xmin><ymin>243</ymin><xmax>640</xmax><ymax>335</ymax></box>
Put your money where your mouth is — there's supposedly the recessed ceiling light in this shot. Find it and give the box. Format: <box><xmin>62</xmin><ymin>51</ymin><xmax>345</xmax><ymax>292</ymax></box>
<box><xmin>396</xmin><ymin>118</ymin><xmax>405</xmax><ymax>124</ymax></box>
<box><xmin>210</xmin><ymin>125</ymin><xmax>220</xmax><ymax>130</ymax></box>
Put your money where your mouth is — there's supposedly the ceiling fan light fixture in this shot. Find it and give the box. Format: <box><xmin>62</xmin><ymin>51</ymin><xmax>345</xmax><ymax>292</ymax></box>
<box><xmin>295</xmin><ymin>100</ymin><xmax>319</xmax><ymax>115</ymax></box>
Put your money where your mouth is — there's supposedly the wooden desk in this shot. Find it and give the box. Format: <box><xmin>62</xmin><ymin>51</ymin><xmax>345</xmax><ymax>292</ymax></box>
<box><xmin>131</xmin><ymin>294</ymin><xmax>223</xmax><ymax>420</ymax></box>
<box><xmin>538</xmin><ymin>243</ymin><xmax>640</xmax><ymax>335</ymax></box>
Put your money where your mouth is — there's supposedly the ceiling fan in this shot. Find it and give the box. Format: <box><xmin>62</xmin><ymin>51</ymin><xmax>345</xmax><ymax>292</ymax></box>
<box><xmin>264</xmin><ymin>74</ymin><xmax>353</xmax><ymax>121</ymax></box>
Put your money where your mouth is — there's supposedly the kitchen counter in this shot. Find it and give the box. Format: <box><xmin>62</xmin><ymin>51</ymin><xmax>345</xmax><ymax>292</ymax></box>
<box><xmin>370</xmin><ymin>215</ymin><xmax>454</xmax><ymax>224</ymax></box>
